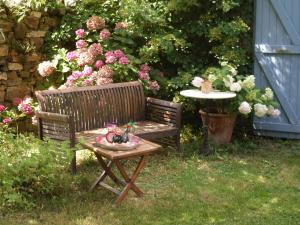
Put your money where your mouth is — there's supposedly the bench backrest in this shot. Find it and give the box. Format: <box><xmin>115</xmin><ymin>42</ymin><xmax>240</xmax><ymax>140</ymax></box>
<box><xmin>35</xmin><ymin>81</ymin><xmax>145</xmax><ymax>132</ymax></box>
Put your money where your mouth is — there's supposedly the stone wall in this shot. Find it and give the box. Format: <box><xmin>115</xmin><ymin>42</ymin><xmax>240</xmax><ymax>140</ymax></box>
<box><xmin>0</xmin><ymin>9</ymin><xmax>59</xmax><ymax>104</ymax></box>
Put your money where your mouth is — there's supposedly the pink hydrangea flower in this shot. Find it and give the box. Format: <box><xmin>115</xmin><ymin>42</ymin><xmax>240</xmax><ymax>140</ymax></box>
<box><xmin>3</xmin><ymin>118</ymin><xmax>11</xmax><ymax>124</ymax></box>
<box><xmin>65</xmin><ymin>80</ymin><xmax>74</xmax><ymax>87</ymax></box>
<box><xmin>77</xmin><ymin>51</ymin><xmax>95</xmax><ymax>66</ymax></box>
<box><xmin>140</xmin><ymin>64</ymin><xmax>150</xmax><ymax>73</ymax></box>
<box><xmin>76</xmin><ymin>39</ymin><xmax>87</xmax><ymax>49</ymax></box>
<box><xmin>75</xmin><ymin>29</ymin><xmax>85</xmax><ymax>38</ymax></box>
<box><xmin>12</xmin><ymin>98</ymin><xmax>22</xmax><ymax>106</ymax></box>
<box><xmin>138</xmin><ymin>71</ymin><xmax>150</xmax><ymax>81</ymax></box>
<box><xmin>96</xmin><ymin>77</ymin><xmax>113</xmax><ymax>85</ymax></box>
<box><xmin>23</xmin><ymin>96</ymin><xmax>33</xmax><ymax>104</ymax></box>
<box><xmin>100</xmin><ymin>28</ymin><xmax>111</xmax><ymax>40</ymax></box>
<box><xmin>86</xmin><ymin>16</ymin><xmax>105</xmax><ymax>30</ymax></box>
<box><xmin>18</xmin><ymin>103</ymin><xmax>33</xmax><ymax>115</ymax></box>
<box><xmin>71</xmin><ymin>71</ymin><xmax>84</xmax><ymax>79</ymax></box>
<box><xmin>114</xmin><ymin>49</ymin><xmax>125</xmax><ymax>58</ymax></box>
<box><xmin>115</xmin><ymin>22</ymin><xmax>128</xmax><ymax>30</ymax></box>
<box><xmin>83</xmin><ymin>65</ymin><xmax>93</xmax><ymax>76</ymax></box>
<box><xmin>66</xmin><ymin>71</ymin><xmax>84</xmax><ymax>87</ymax></box>
<box><xmin>0</xmin><ymin>104</ymin><xmax>6</xmax><ymax>113</ymax></box>
<box><xmin>105</xmin><ymin>51</ymin><xmax>117</xmax><ymax>64</ymax></box>
<box><xmin>88</xmin><ymin>43</ymin><xmax>103</xmax><ymax>56</ymax></box>
<box><xmin>98</xmin><ymin>65</ymin><xmax>113</xmax><ymax>78</ymax></box>
<box><xmin>82</xmin><ymin>77</ymin><xmax>96</xmax><ymax>87</ymax></box>
<box><xmin>37</xmin><ymin>61</ymin><xmax>55</xmax><ymax>77</ymax></box>
<box><xmin>119</xmin><ymin>56</ymin><xmax>129</xmax><ymax>65</ymax></box>
<box><xmin>77</xmin><ymin>47</ymin><xmax>88</xmax><ymax>54</ymax></box>
<box><xmin>94</xmin><ymin>60</ymin><xmax>104</xmax><ymax>69</ymax></box>
<box><xmin>149</xmin><ymin>81</ymin><xmax>160</xmax><ymax>91</ymax></box>
<box><xmin>66</xmin><ymin>51</ymin><xmax>78</xmax><ymax>61</ymax></box>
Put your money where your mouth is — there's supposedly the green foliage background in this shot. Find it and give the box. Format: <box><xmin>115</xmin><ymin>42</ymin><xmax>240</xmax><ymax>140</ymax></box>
<box><xmin>43</xmin><ymin>0</ymin><xmax>253</xmax><ymax>102</ymax></box>
<box><xmin>3</xmin><ymin>0</ymin><xmax>254</xmax><ymax>126</ymax></box>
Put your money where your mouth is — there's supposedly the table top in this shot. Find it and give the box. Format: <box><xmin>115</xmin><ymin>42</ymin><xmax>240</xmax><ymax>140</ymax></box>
<box><xmin>77</xmin><ymin>131</ymin><xmax>162</xmax><ymax>160</ymax></box>
<box><xmin>180</xmin><ymin>89</ymin><xmax>236</xmax><ymax>99</ymax></box>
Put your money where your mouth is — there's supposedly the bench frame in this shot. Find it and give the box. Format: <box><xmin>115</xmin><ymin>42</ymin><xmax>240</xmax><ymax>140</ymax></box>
<box><xmin>35</xmin><ymin>81</ymin><xmax>182</xmax><ymax>173</ymax></box>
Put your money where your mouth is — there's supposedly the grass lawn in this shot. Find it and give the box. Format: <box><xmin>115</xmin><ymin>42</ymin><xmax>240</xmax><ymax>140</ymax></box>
<box><xmin>1</xmin><ymin>137</ymin><xmax>300</xmax><ymax>225</ymax></box>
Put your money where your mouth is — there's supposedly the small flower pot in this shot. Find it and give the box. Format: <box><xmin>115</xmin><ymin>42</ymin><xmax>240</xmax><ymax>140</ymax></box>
<box><xmin>199</xmin><ymin>110</ymin><xmax>237</xmax><ymax>145</ymax></box>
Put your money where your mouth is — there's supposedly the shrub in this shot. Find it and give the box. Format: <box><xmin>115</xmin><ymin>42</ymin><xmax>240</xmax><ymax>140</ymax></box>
<box><xmin>37</xmin><ymin>15</ymin><xmax>161</xmax><ymax>95</ymax></box>
<box><xmin>0</xmin><ymin>129</ymin><xmax>72</xmax><ymax>212</ymax></box>
<box><xmin>0</xmin><ymin>96</ymin><xmax>37</xmax><ymax>128</ymax></box>
<box><xmin>191</xmin><ymin>62</ymin><xmax>280</xmax><ymax>117</ymax></box>
<box><xmin>43</xmin><ymin>0</ymin><xmax>253</xmax><ymax>102</ymax></box>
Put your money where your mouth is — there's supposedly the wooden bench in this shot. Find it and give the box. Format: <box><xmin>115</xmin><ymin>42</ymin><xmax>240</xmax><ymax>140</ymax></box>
<box><xmin>35</xmin><ymin>81</ymin><xmax>182</xmax><ymax>173</ymax></box>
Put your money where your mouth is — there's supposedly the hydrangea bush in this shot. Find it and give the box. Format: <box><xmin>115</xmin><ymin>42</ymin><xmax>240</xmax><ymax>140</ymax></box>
<box><xmin>38</xmin><ymin>16</ymin><xmax>160</xmax><ymax>94</ymax></box>
<box><xmin>191</xmin><ymin>62</ymin><xmax>280</xmax><ymax>118</ymax></box>
<box><xmin>0</xmin><ymin>96</ymin><xmax>37</xmax><ymax>127</ymax></box>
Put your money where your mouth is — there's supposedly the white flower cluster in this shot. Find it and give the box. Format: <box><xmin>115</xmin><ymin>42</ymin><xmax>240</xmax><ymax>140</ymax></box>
<box><xmin>223</xmin><ymin>75</ymin><xmax>234</xmax><ymax>88</ymax></box>
<box><xmin>208</xmin><ymin>74</ymin><xmax>217</xmax><ymax>82</ymax></box>
<box><xmin>230</xmin><ymin>82</ymin><xmax>241</xmax><ymax>92</ymax></box>
<box><xmin>229</xmin><ymin>66</ymin><xmax>237</xmax><ymax>76</ymax></box>
<box><xmin>238</xmin><ymin>101</ymin><xmax>252</xmax><ymax>115</ymax></box>
<box><xmin>190</xmin><ymin>66</ymin><xmax>281</xmax><ymax>119</ymax></box>
<box><xmin>3</xmin><ymin>0</ymin><xmax>22</xmax><ymax>7</ymax></box>
<box><xmin>254</xmin><ymin>103</ymin><xmax>268</xmax><ymax>117</ymax></box>
<box><xmin>64</xmin><ymin>0</ymin><xmax>77</xmax><ymax>7</ymax></box>
<box><xmin>238</xmin><ymin>101</ymin><xmax>281</xmax><ymax>118</ymax></box>
<box><xmin>240</xmin><ymin>75</ymin><xmax>255</xmax><ymax>89</ymax></box>
<box><xmin>191</xmin><ymin>76</ymin><xmax>204</xmax><ymax>88</ymax></box>
<box><xmin>262</xmin><ymin>87</ymin><xmax>274</xmax><ymax>100</ymax></box>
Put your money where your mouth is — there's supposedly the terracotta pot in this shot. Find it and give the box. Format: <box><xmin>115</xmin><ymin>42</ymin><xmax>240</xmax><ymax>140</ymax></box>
<box><xmin>201</xmin><ymin>80</ymin><xmax>213</xmax><ymax>93</ymax></box>
<box><xmin>199</xmin><ymin>110</ymin><xmax>237</xmax><ymax>145</ymax></box>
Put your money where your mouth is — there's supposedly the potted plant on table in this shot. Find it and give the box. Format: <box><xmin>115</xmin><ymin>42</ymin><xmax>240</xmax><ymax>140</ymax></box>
<box><xmin>191</xmin><ymin>62</ymin><xmax>280</xmax><ymax>144</ymax></box>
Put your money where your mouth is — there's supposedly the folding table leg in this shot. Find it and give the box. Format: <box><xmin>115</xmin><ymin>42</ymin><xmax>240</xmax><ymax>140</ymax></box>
<box><xmin>89</xmin><ymin>160</ymin><xmax>113</xmax><ymax>191</ymax></box>
<box><xmin>114</xmin><ymin>155</ymin><xmax>148</xmax><ymax>205</ymax></box>
<box><xmin>91</xmin><ymin>153</ymin><xmax>125</xmax><ymax>190</ymax></box>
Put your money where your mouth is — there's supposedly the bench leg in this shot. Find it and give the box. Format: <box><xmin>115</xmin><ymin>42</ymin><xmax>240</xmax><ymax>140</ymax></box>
<box><xmin>176</xmin><ymin>133</ymin><xmax>181</xmax><ymax>152</ymax></box>
<box><xmin>70</xmin><ymin>151</ymin><xmax>77</xmax><ymax>174</ymax></box>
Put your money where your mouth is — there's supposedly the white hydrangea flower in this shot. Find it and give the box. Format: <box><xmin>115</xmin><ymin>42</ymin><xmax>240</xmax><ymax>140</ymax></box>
<box><xmin>191</xmin><ymin>76</ymin><xmax>204</xmax><ymax>88</ymax></box>
<box><xmin>37</xmin><ymin>61</ymin><xmax>55</xmax><ymax>77</ymax></box>
<box><xmin>64</xmin><ymin>0</ymin><xmax>77</xmax><ymax>7</ymax></box>
<box><xmin>254</xmin><ymin>103</ymin><xmax>268</xmax><ymax>117</ymax></box>
<box><xmin>223</xmin><ymin>75</ymin><xmax>234</xmax><ymax>88</ymax></box>
<box><xmin>220</xmin><ymin>61</ymin><xmax>228</xmax><ymax>67</ymax></box>
<box><xmin>208</xmin><ymin>74</ymin><xmax>217</xmax><ymax>83</ymax></box>
<box><xmin>229</xmin><ymin>67</ymin><xmax>237</xmax><ymax>76</ymax></box>
<box><xmin>238</xmin><ymin>101</ymin><xmax>252</xmax><ymax>115</ymax></box>
<box><xmin>271</xmin><ymin>109</ymin><xmax>281</xmax><ymax>118</ymax></box>
<box><xmin>241</xmin><ymin>75</ymin><xmax>255</xmax><ymax>89</ymax></box>
<box><xmin>266</xmin><ymin>105</ymin><xmax>275</xmax><ymax>116</ymax></box>
<box><xmin>3</xmin><ymin>0</ymin><xmax>22</xmax><ymax>7</ymax></box>
<box><xmin>230</xmin><ymin>82</ymin><xmax>241</xmax><ymax>92</ymax></box>
<box><xmin>263</xmin><ymin>87</ymin><xmax>274</xmax><ymax>100</ymax></box>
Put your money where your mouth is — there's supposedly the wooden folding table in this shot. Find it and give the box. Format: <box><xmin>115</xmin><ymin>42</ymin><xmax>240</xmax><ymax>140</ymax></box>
<box><xmin>79</xmin><ymin>133</ymin><xmax>161</xmax><ymax>205</ymax></box>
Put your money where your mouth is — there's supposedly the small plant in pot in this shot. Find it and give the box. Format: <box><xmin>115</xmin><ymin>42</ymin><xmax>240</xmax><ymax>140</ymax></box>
<box><xmin>191</xmin><ymin>62</ymin><xmax>281</xmax><ymax>144</ymax></box>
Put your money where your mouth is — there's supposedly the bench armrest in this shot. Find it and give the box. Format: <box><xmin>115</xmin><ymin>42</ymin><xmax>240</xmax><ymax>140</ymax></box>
<box><xmin>36</xmin><ymin>111</ymin><xmax>70</xmax><ymax>122</ymax></box>
<box><xmin>36</xmin><ymin>111</ymin><xmax>75</xmax><ymax>147</ymax></box>
<box><xmin>146</xmin><ymin>97</ymin><xmax>182</xmax><ymax>128</ymax></box>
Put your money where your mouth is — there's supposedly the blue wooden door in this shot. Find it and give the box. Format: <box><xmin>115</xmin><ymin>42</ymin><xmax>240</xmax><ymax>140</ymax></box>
<box><xmin>254</xmin><ymin>0</ymin><xmax>300</xmax><ymax>139</ymax></box>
